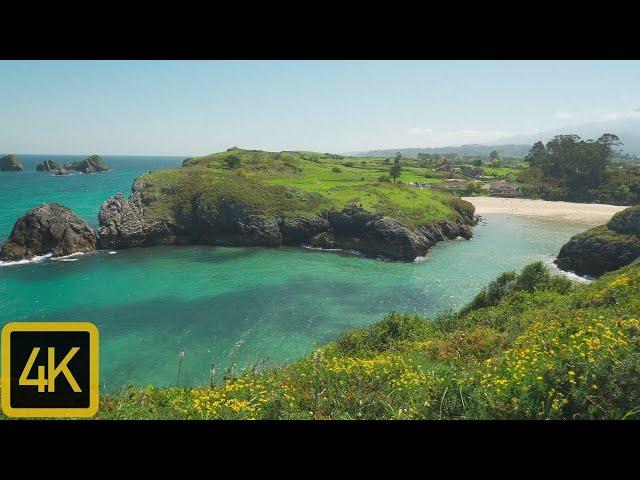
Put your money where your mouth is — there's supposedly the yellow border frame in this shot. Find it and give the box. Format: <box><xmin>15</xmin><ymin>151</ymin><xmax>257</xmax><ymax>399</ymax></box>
<box><xmin>1</xmin><ymin>322</ymin><xmax>99</xmax><ymax>418</ymax></box>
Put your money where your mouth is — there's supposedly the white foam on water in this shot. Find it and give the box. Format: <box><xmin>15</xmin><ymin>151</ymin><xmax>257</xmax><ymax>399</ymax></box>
<box><xmin>0</xmin><ymin>252</ymin><xmax>53</xmax><ymax>267</ymax></box>
<box><xmin>108</xmin><ymin>251</ymin><xmax>117</xmax><ymax>255</ymax></box>
<box><xmin>53</xmin><ymin>252</ymin><xmax>87</xmax><ymax>261</ymax></box>
<box><xmin>543</xmin><ymin>255</ymin><xmax>594</xmax><ymax>283</ymax></box>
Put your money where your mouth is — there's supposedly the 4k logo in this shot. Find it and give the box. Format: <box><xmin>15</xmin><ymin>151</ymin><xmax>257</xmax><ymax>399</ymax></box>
<box><xmin>1</xmin><ymin>322</ymin><xmax>99</xmax><ymax>417</ymax></box>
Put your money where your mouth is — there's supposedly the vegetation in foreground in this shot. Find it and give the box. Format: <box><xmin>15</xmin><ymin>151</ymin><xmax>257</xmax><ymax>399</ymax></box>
<box><xmin>67</xmin><ymin>259</ymin><xmax>640</xmax><ymax>420</ymax></box>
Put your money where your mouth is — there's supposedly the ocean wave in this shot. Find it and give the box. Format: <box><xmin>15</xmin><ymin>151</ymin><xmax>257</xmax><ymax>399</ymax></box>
<box><xmin>0</xmin><ymin>253</ymin><xmax>53</xmax><ymax>267</ymax></box>
<box><xmin>302</xmin><ymin>245</ymin><xmax>343</xmax><ymax>253</ymax></box>
<box><xmin>543</xmin><ymin>255</ymin><xmax>593</xmax><ymax>283</ymax></box>
<box><xmin>53</xmin><ymin>252</ymin><xmax>87</xmax><ymax>261</ymax></box>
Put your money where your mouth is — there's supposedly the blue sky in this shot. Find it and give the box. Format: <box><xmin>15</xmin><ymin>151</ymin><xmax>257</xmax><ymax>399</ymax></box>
<box><xmin>1</xmin><ymin>60</ymin><xmax>640</xmax><ymax>156</ymax></box>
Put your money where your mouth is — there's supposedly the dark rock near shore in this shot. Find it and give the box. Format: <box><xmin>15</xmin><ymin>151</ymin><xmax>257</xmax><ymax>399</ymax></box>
<box><xmin>0</xmin><ymin>203</ymin><xmax>96</xmax><ymax>261</ymax></box>
<box><xmin>36</xmin><ymin>160</ymin><xmax>61</xmax><ymax>172</ymax></box>
<box><xmin>56</xmin><ymin>167</ymin><xmax>69</xmax><ymax>176</ymax></box>
<box><xmin>0</xmin><ymin>154</ymin><xmax>23</xmax><ymax>171</ymax></box>
<box><xmin>556</xmin><ymin>206</ymin><xmax>640</xmax><ymax>277</ymax></box>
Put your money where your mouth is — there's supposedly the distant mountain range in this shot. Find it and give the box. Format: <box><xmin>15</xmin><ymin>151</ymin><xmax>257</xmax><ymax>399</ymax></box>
<box><xmin>351</xmin><ymin>117</ymin><xmax>640</xmax><ymax>158</ymax></box>
<box><xmin>348</xmin><ymin>144</ymin><xmax>532</xmax><ymax>158</ymax></box>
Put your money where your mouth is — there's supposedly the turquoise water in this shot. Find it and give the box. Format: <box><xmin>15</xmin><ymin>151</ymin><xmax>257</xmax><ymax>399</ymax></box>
<box><xmin>0</xmin><ymin>156</ymin><xmax>586</xmax><ymax>390</ymax></box>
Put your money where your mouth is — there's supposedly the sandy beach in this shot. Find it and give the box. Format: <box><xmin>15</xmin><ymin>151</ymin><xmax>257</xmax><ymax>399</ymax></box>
<box><xmin>462</xmin><ymin>196</ymin><xmax>628</xmax><ymax>226</ymax></box>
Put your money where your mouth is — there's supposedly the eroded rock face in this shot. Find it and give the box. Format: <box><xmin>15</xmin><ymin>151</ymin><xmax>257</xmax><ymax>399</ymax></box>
<box><xmin>308</xmin><ymin>205</ymin><xmax>474</xmax><ymax>260</ymax></box>
<box><xmin>0</xmin><ymin>154</ymin><xmax>23</xmax><ymax>171</ymax></box>
<box><xmin>0</xmin><ymin>203</ymin><xmax>96</xmax><ymax>261</ymax></box>
<box><xmin>97</xmin><ymin>181</ymin><xmax>149</xmax><ymax>248</ymax></box>
<box><xmin>36</xmin><ymin>160</ymin><xmax>60</xmax><ymax>172</ymax></box>
<box><xmin>556</xmin><ymin>206</ymin><xmax>640</xmax><ymax>277</ymax></box>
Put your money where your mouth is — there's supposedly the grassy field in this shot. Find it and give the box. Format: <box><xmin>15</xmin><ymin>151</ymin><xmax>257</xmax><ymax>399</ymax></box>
<box><xmin>136</xmin><ymin>149</ymin><xmax>473</xmax><ymax>229</ymax></box>
<box><xmin>69</xmin><ymin>258</ymin><xmax>639</xmax><ymax>420</ymax></box>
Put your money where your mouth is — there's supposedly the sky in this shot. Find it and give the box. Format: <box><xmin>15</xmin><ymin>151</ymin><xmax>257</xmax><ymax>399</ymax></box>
<box><xmin>1</xmin><ymin>60</ymin><xmax>640</xmax><ymax>156</ymax></box>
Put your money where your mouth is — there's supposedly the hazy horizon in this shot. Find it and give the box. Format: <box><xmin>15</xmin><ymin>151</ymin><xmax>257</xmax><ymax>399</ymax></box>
<box><xmin>2</xmin><ymin>60</ymin><xmax>640</xmax><ymax>156</ymax></box>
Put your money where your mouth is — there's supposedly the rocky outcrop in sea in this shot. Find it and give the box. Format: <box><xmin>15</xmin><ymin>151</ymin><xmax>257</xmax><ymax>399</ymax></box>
<box><xmin>0</xmin><ymin>154</ymin><xmax>23</xmax><ymax>171</ymax></box>
<box><xmin>36</xmin><ymin>160</ymin><xmax>61</xmax><ymax>172</ymax></box>
<box><xmin>0</xmin><ymin>203</ymin><xmax>97</xmax><ymax>261</ymax></box>
<box><xmin>66</xmin><ymin>155</ymin><xmax>109</xmax><ymax>173</ymax></box>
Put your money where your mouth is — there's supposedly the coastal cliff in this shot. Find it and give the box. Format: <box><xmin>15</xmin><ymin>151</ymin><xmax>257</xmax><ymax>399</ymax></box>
<box><xmin>556</xmin><ymin>205</ymin><xmax>640</xmax><ymax>277</ymax></box>
<box><xmin>97</xmin><ymin>148</ymin><xmax>476</xmax><ymax>260</ymax></box>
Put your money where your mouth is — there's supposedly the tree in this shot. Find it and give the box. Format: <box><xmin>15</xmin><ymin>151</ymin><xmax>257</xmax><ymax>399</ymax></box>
<box><xmin>489</xmin><ymin>150</ymin><xmax>500</xmax><ymax>161</ymax></box>
<box><xmin>395</xmin><ymin>152</ymin><xmax>402</xmax><ymax>164</ymax></box>
<box><xmin>524</xmin><ymin>141</ymin><xmax>548</xmax><ymax>169</ymax></box>
<box><xmin>523</xmin><ymin>133</ymin><xmax>622</xmax><ymax>201</ymax></box>
<box><xmin>390</xmin><ymin>163</ymin><xmax>402</xmax><ymax>183</ymax></box>
<box><xmin>224</xmin><ymin>156</ymin><xmax>241</xmax><ymax>169</ymax></box>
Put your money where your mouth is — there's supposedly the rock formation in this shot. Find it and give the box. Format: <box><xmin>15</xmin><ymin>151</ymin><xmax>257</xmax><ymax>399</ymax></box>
<box><xmin>66</xmin><ymin>155</ymin><xmax>109</xmax><ymax>173</ymax></box>
<box><xmin>36</xmin><ymin>160</ymin><xmax>61</xmax><ymax>172</ymax></box>
<box><xmin>0</xmin><ymin>203</ymin><xmax>96</xmax><ymax>261</ymax></box>
<box><xmin>0</xmin><ymin>154</ymin><xmax>23</xmax><ymax>171</ymax></box>
<box><xmin>556</xmin><ymin>205</ymin><xmax>640</xmax><ymax>277</ymax></box>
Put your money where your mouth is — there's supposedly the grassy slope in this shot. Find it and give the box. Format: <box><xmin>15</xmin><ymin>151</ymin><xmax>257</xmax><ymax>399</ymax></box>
<box><xmin>137</xmin><ymin>149</ymin><xmax>472</xmax><ymax>229</ymax></box>
<box><xmin>87</xmin><ymin>259</ymin><xmax>640</xmax><ymax>420</ymax></box>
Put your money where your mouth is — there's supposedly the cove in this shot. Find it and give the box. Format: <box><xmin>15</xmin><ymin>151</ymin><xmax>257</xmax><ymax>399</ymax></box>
<box><xmin>0</xmin><ymin>213</ymin><xmax>585</xmax><ymax>390</ymax></box>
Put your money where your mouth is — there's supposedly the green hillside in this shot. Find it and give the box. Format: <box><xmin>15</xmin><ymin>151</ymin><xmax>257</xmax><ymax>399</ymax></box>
<box><xmin>138</xmin><ymin>148</ymin><xmax>472</xmax><ymax>229</ymax></box>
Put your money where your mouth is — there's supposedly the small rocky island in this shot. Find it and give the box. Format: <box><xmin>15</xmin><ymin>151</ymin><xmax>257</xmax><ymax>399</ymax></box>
<box><xmin>556</xmin><ymin>205</ymin><xmax>640</xmax><ymax>277</ymax></box>
<box><xmin>36</xmin><ymin>159</ymin><xmax>61</xmax><ymax>171</ymax></box>
<box><xmin>36</xmin><ymin>155</ymin><xmax>109</xmax><ymax>174</ymax></box>
<box><xmin>66</xmin><ymin>154</ymin><xmax>109</xmax><ymax>173</ymax></box>
<box><xmin>0</xmin><ymin>154</ymin><xmax>23</xmax><ymax>171</ymax></box>
<box><xmin>0</xmin><ymin>203</ymin><xmax>96</xmax><ymax>261</ymax></box>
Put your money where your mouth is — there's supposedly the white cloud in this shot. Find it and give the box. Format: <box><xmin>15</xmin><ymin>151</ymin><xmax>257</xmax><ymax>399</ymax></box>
<box><xmin>603</xmin><ymin>112</ymin><xmax>619</xmax><ymax>120</ymax></box>
<box><xmin>554</xmin><ymin>111</ymin><xmax>573</xmax><ymax>120</ymax></box>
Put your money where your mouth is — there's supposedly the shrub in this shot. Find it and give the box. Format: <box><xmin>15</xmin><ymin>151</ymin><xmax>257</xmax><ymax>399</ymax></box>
<box><xmin>224</xmin><ymin>156</ymin><xmax>241</xmax><ymax>169</ymax></box>
<box><xmin>378</xmin><ymin>175</ymin><xmax>391</xmax><ymax>183</ymax></box>
<box><xmin>335</xmin><ymin>312</ymin><xmax>433</xmax><ymax>356</ymax></box>
<box><xmin>460</xmin><ymin>261</ymin><xmax>572</xmax><ymax>315</ymax></box>
<box><xmin>332</xmin><ymin>167</ymin><xmax>342</xmax><ymax>173</ymax></box>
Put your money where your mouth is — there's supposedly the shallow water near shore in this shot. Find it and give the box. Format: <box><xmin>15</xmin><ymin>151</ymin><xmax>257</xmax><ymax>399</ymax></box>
<box><xmin>1</xmin><ymin>155</ymin><xmax>587</xmax><ymax>390</ymax></box>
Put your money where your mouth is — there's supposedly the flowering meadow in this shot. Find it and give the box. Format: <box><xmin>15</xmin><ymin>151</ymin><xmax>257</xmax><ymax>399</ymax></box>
<box><xmin>3</xmin><ymin>260</ymin><xmax>638</xmax><ymax>420</ymax></box>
